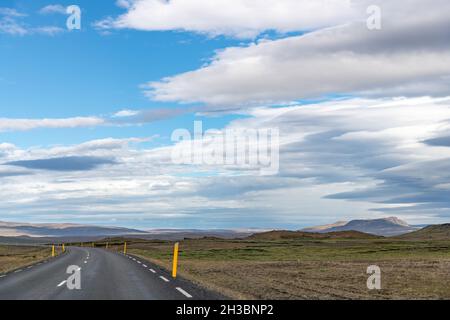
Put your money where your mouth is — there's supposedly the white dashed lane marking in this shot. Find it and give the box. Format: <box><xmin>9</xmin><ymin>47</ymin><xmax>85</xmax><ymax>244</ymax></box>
<box><xmin>0</xmin><ymin>275</ymin><xmax>5</xmax><ymax>278</ymax></box>
<box><xmin>57</xmin><ymin>280</ymin><xmax>67</xmax><ymax>287</ymax></box>
<box><xmin>176</xmin><ymin>287</ymin><xmax>193</xmax><ymax>298</ymax></box>
<box><xmin>150</xmin><ymin>269</ymin><xmax>156</xmax><ymax>273</ymax></box>
<box><xmin>142</xmin><ymin>264</ymin><xmax>148</xmax><ymax>268</ymax></box>
<box><xmin>14</xmin><ymin>269</ymin><xmax>22</xmax><ymax>273</ymax></box>
<box><xmin>159</xmin><ymin>276</ymin><xmax>170</xmax><ymax>283</ymax></box>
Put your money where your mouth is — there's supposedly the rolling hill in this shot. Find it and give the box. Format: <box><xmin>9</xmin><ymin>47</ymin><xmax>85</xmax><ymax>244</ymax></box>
<box><xmin>397</xmin><ymin>224</ymin><xmax>450</xmax><ymax>240</ymax></box>
<box><xmin>301</xmin><ymin>217</ymin><xmax>419</xmax><ymax>236</ymax></box>
<box><xmin>248</xmin><ymin>230</ymin><xmax>381</xmax><ymax>240</ymax></box>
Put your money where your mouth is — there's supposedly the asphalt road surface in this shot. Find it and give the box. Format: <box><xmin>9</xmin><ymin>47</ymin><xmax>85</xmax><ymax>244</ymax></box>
<box><xmin>0</xmin><ymin>247</ymin><xmax>223</xmax><ymax>300</ymax></box>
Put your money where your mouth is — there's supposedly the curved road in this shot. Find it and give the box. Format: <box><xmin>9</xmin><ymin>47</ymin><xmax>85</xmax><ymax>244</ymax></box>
<box><xmin>0</xmin><ymin>247</ymin><xmax>222</xmax><ymax>300</ymax></box>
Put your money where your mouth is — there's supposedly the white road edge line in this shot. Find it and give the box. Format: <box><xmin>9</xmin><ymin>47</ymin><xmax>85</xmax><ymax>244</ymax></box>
<box><xmin>0</xmin><ymin>275</ymin><xmax>5</xmax><ymax>278</ymax></box>
<box><xmin>150</xmin><ymin>269</ymin><xmax>156</xmax><ymax>273</ymax></box>
<box><xmin>14</xmin><ymin>269</ymin><xmax>22</xmax><ymax>273</ymax></box>
<box><xmin>142</xmin><ymin>264</ymin><xmax>148</xmax><ymax>268</ymax></box>
<box><xmin>160</xmin><ymin>276</ymin><xmax>170</xmax><ymax>282</ymax></box>
<box><xmin>57</xmin><ymin>280</ymin><xmax>67</xmax><ymax>287</ymax></box>
<box><xmin>176</xmin><ymin>287</ymin><xmax>193</xmax><ymax>298</ymax></box>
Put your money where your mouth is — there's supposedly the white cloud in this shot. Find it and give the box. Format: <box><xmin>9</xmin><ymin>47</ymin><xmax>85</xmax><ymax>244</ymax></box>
<box><xmin>0</xmin><ymin>6</ymin><xmax>65</xmax><ymax>36</ymax></box>
<box><xmin>0</xmin><ymin>8</ymin><xmax>26</xmax><ymax>17</ymax></box>
<box><xmin>97</xmin><ymin>0</ymin><xmax>360</xmax><ymax>38</ymax></box>
<box><xmin>39</xmin><ymin>5</ymin><xmax>67</xmax><ymax>15</ymax></box>
<box><xmin>0</xmin><ymin>117</ymin><xmax>105</xmax><ymax>132</ymax></box>
<box><xmin>113</xmin><ymin>109</ymin><xmax>140</xmax><ymax>117</ymax></box>
<box><xmin>0</xmin><ymin>16</ymin><xmax>28</xmax><ymax>36</ymax></box>
<box><xmin>144</xmin><ymin>7</ymin><xmax>450</xmax><ymax>106</ymax></box>
<box><xmin>147</xmin><ymin>24</ymin><xmax>450</xmax><ymax>106</ymax></box>
<box><xmin>0</xmin><ymin>107</ymin><xmax>190</xmax><ymax>133</ymax></box>
<box><xmin>34</xmin><ymin>26</ymin><xmax>65</xmax><ymax>35</ymax></box>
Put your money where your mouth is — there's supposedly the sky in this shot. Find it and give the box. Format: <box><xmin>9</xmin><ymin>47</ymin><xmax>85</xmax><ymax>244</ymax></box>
<box><xmin>1</xmin><ymin>0</ymin><xmax>450</xmax><ymax>229</ymax></box>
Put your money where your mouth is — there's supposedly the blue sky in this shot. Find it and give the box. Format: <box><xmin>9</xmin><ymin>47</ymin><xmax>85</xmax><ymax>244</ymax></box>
<box><xmin>1</xmin><ymin>0</ymin><xmax>242</xmax><ymax>148</ymax></box>
<box><xmin>1</xmin><ymin>0</ymin><xmax>450</xmax><ymax>229</ymax></box>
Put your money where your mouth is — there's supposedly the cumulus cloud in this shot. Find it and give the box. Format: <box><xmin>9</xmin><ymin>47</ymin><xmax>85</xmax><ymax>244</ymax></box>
<box><xmin>143</xmin><ymin>1</ymin><xmax>450</xmax><ymax>107</ymax></box>
<box><xmin>97</xmin><ymin>0</ymin><xmax>360</xmax><ymax>38</ymax></box>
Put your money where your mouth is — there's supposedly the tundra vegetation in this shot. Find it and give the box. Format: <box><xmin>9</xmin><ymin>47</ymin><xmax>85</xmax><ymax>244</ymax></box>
<box><xmin>101</xmin><ymin>231</ymin><xmax>450</xmax><ymax>300</ymax></box>
<box><xmin>0</xmin><ymin>245</ymin><xmax>52</xmax><ymax>274</ymax></box>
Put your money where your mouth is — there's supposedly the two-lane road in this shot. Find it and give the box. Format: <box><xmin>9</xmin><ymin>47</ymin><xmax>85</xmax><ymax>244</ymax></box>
<box><xmin>0</xmin><ymin>247</ymin><xmax>222</xmax><ymax>300</ymax></box>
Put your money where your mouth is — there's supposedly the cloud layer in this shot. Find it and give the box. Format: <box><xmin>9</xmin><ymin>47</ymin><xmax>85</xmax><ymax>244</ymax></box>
<box><xmin>2</xmin><ymin>97</ymin><xmax>450</xmax><ymax>227</ymax></box>
<box><xmin>4</xmin><ymin>156</ymin><xmax>116</xmax><ymax>172</ymax></box>
<box><xmin>98</xmin><ymin>0</ymin><xmax>361</xmax><ymax>38</ymax></box>
<box><xmin>145</xmin><ymin>3</ymin><xmax>450</xmax><ymax>106</ymax></box>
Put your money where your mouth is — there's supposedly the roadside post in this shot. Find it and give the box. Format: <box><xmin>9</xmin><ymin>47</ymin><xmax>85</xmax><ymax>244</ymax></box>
<box><xmin>172</xmin><ymin>242</ymin><xmax>179</xmax><ymax>278</ymax></box>
<box><xmin>124</xmin><ymin>242</ymin><xmax>127</xmax><ymax>254</ymax></box>
<box><xmin>62</xmin><ymin>244</ymin><xmax>65</xmax><ymax>253</ymax></box>
<box><xmin>52</xmin><ymin>245</ymin><xmax>55</xmax><ymax>257</ymax></box>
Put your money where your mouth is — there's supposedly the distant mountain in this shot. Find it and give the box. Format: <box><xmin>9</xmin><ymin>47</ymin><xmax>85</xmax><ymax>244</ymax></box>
<box><xmin>248</xmin><ymin>230</ymin><xmax>381</xmax><ymax>240</ymax></box>
<box><xmin>140</xmin><ymin>229</ymin><xmax>264</xmax><ymax>240</ymax></box>
<box><xmin>0</xmin><ymin>221</ymin><xmax>263</xmax><ymax>241</ymax></box>
<box><xmin>301</xmin><ymin>217</ymin><xmax>419</xmax><ymax>237</ymax></box>
<box><xmin>397</xmin><ymin>224</ymin><xmax>450</xmax><ymax>240</ymax></box>
<box><xmin>0</xmin><ymin>220</ymin><xmax>147</xmax><ymax>238</ymax></box>
<box><xmin>302</xmin><ymin>221</ymin><xmax>348</xmax><ymax>232</ymax></box>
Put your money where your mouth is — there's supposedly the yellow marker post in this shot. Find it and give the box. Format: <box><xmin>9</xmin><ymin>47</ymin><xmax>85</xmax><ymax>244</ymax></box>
<box><xmin>52</xmin><ymin>245</ymin><xmax>55</xmax><ymax>257</ymax></box>
<box><xmin>106</xmin><ymin>242</ymin><xmax>109</xmax><ymax>250</ymax></box>
<box><xmin>172</xmin><ymin>242</ymin><xmax>179</xmax><ymax>278</ymax></box>
<box><xmin>124</xmin><ymin>242</ymin><xmax>127</xmax><ymax>254</ymax></box>
<box><xmin>62</xmin><ymin>244</ymin><xmax>65</xmax><ymax>253</ymax></box>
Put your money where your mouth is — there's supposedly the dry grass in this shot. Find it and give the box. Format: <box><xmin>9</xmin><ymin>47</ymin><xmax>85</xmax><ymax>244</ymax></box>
<box><xmin>0</xmin><ymin>245</ymin><xmax>54</xmax><ymax>274</ymax></box>
<box><xmin>104</xmin><ymin>238</ymin><xmax>450</xmax><ymax>300</ymax></box>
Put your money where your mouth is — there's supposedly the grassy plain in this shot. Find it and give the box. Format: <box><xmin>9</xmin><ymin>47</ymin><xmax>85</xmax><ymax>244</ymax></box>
<box><xmin>103</xmin><ymin>236</ymin><xmax>450</xmax><ymax>299</ymax></box>
<box><xmin>0</xmin><ymin>245</ymin><xmax>52</xmax><ymax>274</ymax></box>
